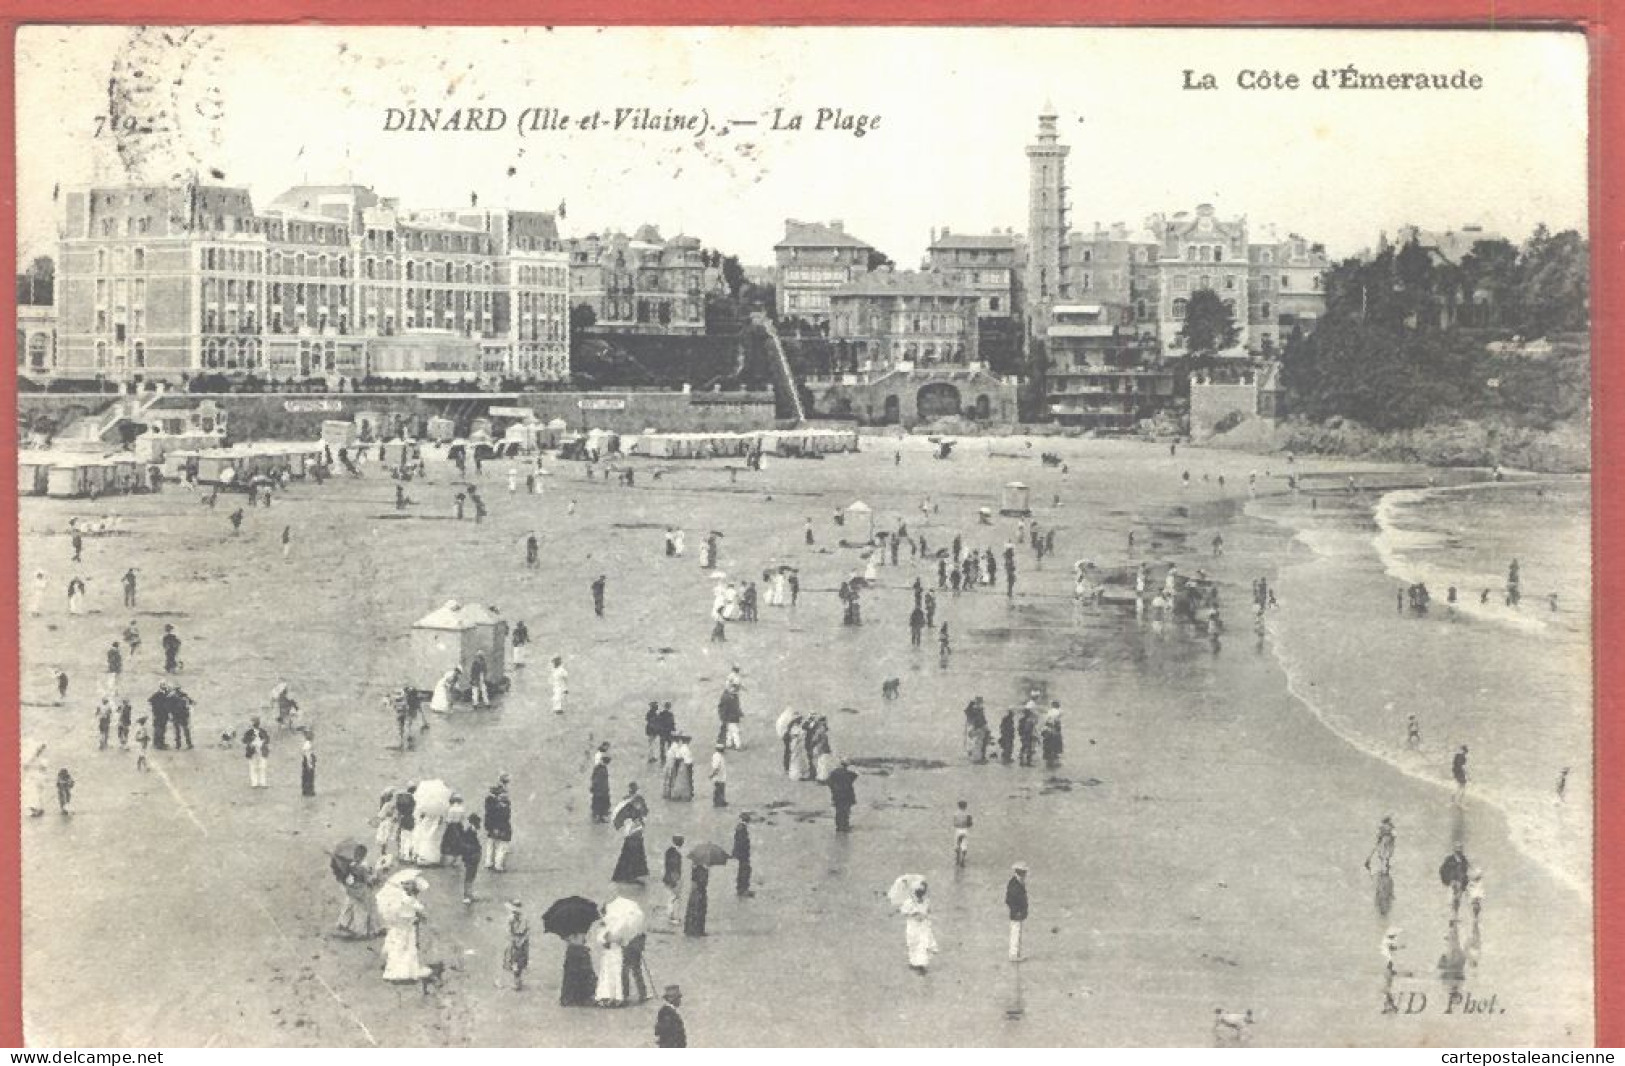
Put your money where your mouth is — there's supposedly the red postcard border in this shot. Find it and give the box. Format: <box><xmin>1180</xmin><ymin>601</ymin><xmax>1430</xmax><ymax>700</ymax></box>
<box><xmin>0</xmin><ymin>0</ymin><xmax>1616</xmax><ymax>1049</ymax></box>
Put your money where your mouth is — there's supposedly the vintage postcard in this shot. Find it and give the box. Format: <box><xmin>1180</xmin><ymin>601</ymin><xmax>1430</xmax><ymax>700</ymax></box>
<box><xmin>11</xmin><ymin>25</ymin><xmax>1594</xmax><ymax>1047</ymax></box>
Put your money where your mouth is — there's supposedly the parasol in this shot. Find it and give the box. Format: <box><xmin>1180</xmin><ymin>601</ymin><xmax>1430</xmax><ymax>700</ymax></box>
<box><xmin>775</xmin><ymin>709</ymin><xmax>799</xmax><ymax>739</ymax></box>
<box><xmin>541</xmin><ymin>896</ymin><xmax>602</xmax><ymax>939</ymax></box>
<box><xmin>611</xmin><ymin>794</ymin><xmax>650</xmax><ymax>829</ymax></box>
<box><xmin>601</xmin><ymin>897</ymin><xmax>647</xmax><ymax>941</ymax></box>
<box><xmin>414</xmin><ymin>779</ymin><xmax>452</xmax><ymax>819</ymax></box>
<box><xmin>330</xmin><ymin>836</ymin><xmax>365</xmax><ymax>863</ymax></box>
<box><xmin>687</xmin><ymin>842</ymin><xmax>732</xmax><ymax>867</ymax></box>
<box><xmin>374</xmin><ymin>868</ymin><xmax>426</xmax><ymax>923</ymax></box>
<box><xmin>888</xmin><ymin>874</ymin><xmax>927</xmax><ymax>908</ymax></box>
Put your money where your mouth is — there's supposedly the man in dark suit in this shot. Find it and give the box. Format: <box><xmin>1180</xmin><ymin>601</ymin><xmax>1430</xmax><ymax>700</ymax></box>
<box><xmin>1007</xmin><ymin>863</ymin><xmax>1030</xmax><ymax>962</ymax></box>
<box><xmin>655</xmin><ymin>985</ymin><xmax>686</xmax><ymax>1047</ymax></box>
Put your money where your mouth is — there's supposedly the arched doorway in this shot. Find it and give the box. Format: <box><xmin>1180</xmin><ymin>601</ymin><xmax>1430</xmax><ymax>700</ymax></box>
<box><xmin>881</xmin><ymin>394</ymin><xmax>902</xmax><ymax>424</ymax></box>
<box><xmin>916</xmin><ymin>381</ymin><xmax>962</xmax><ymax>421</ymax></box>
<box><xmin>972</xmin><ymin>394</ymin><xmax>992</xmax><ymax>420</ymax></box>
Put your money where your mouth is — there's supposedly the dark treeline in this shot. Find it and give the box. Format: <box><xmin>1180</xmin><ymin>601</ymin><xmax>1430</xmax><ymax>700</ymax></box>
<box><xmin>1281</xmin><ymin>227</ymin><xmax>1589</xmax><ymax>432</ymax></box>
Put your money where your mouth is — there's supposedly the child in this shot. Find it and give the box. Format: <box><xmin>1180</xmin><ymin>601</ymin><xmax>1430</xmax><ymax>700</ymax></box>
<box><xmin>55</xmin><ymin>767</ymin><xmax>75</xmax><ymax>813</ymax></box>
<box><xmin>1405</xmin><ymin>714</ymin><xmax>1422</xmax><ymax>751</ymax></box>
<box><xmin>503</xmin><ymin>899</ymin><xmax>531</xmax><ymax>991</ymax></box>
<box><xmin>134</xmin><ymin>717</ymin><xmax>151</xmax><ymax>772</ymax></box>
<box><xmin>953</xmin><ymin>801</ymin><xmax>973</xmax><ymax>868</ymax></box>
<box><xmin>53</xmin><ymin>669</ymin><xmax>69</xmax><ymax>704</ymax></box>
<box><xmin>95</xmin><ymin>697</ymin><xmax>114</xmax><ymax>750</ymax></box>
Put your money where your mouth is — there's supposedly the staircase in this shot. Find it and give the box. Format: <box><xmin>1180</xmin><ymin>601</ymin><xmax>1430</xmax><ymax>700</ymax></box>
<box><xmin>758</xmin><ymin>317</ymin><xmax>808</xmax><ymax>423</ymax></box>
<box><xmin>59</xmin><ymin>395</ymin><xmax>157</xmax><ymax>446</ymax></box>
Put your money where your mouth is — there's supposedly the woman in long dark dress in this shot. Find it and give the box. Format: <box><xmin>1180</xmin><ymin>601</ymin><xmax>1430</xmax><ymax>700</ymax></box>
<box><xmin>611</xmin><ymin>816</ymin><xmax>650</xmax><ymax>883</ymax></box>
<box><xmin>560</xmin><ymin>932</ymin><xmax>597</xmax><ymax>1006</ymax></box>
<box><xmin>684</xmin><ymin>863</ymin><xmax>709</xmax><ymax>936</ymax></box>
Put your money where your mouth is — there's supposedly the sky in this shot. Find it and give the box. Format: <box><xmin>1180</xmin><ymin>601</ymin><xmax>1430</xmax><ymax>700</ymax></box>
<box><xmin>14</xmin><ymin>26</ymin><xmax>1589</xmax><ymax>270</ymax></box>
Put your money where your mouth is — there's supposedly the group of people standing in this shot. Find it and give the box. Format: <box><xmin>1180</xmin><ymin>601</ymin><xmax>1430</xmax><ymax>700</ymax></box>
<box><xmin>961</xmin><ymin>695</ymin><xmax>1065</xmax><ymax>770</ymax></box>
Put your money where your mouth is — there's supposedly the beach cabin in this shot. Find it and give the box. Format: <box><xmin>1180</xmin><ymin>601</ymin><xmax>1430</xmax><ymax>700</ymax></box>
<box><xmin>844</xmin><ymin>500</ymin><xmax>875</xmax><ymax>540</ymax></box>
<box><xmin>470</xmin><ymin>418</ymin><xmax>493</xmax><ymax>442</ymax></box>
<box><xmin>1000</xmin><ymin>481</ymin><xmax>1032</xmax><ymax>517</ymax></box>
<box><xmin>46</xmin><ymin>457</ymin><xmax>114</xmax><ymax>498</ymax></box>
<box><xmin>426</xmin><ymin>416</ymin><xmax>457</xmax><ymax>443</ymax></box>
<box><xmin>194</xmin><ymin>451</ymin><xmax>242</xmax><ymax>486</ymax></box>
<box><xmin>19</xmin><ymin>457</ymin><xmax>51</xmax><ymax>496</ymax></box>
<box><xmin>103</xmin><ymin>457</ymin><xmax>141</xmax><ymax>494</ymax></box>
<box><xmin>321</xmin><ymin>420</ymin><xmax>357</xmax><ymax>448</ymax></box>
<box><xmin>411</xmin><ymin>600</ymin><xmax>510</xmax><ymax>693</ymax></box>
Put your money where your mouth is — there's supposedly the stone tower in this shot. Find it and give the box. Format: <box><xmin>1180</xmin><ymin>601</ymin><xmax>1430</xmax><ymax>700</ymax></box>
<box><xmin>1025</xmin><ymin>105</ymin><xmax>1069</xmax><ymax>337</ymax></box>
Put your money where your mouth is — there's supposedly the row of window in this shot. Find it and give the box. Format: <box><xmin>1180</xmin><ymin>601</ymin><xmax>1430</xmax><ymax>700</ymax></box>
<box><xmin>783</xmin><ymin>265</ymin><xmax>855</xmax><ymax>284</ymax></box>
<box><xmin>846</xmin><ymin>340</ymin><xmax>971</xmax><ymax>362</ymax></box>
<box><xmin>94</xmin><ymin>278</ymin><xmax>146</xmax><ymax>305</ymax></box>
<box><xmin>516</xmin><ymin>266</ymin><xmax>568</xmax><ymax>288</ymax></box>
<box><xmin>833</xmin><ymin>314</ymin><xmax>970</xmax><ymax>336</ymax></box>
<box><xmin>95</xmin><ymin>248</ymin><xmax>147</xmax><ymax>272</ymax></box>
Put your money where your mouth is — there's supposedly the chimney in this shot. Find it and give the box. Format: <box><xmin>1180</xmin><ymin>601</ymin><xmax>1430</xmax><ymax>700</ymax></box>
<box><xmin>941</xmin><ymin>225</ymin><xmax>950</xmax><ymax>237</ymax></box>
<box><xmin>830</xmin><ymin>220</ymin><xmax>844</xmax><ymax>233</ymax></box>
<box><xmin>930</xmin><ymin>227</ymin><xmax>937</xmax><ymax>244</ymax></box>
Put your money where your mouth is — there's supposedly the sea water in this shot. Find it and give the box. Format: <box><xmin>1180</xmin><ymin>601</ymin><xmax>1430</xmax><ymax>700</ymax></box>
<box><xmin>1252</xmin><ymin>479</ymin><xmax>1592</xmax><ymax>901</ymax></box>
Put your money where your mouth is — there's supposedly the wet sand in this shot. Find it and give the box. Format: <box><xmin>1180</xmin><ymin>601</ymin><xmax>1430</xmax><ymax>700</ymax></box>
<box><xmin>18</xmin><ymin>435</ymin><xmax>1593</xmax><ymax>1046</ymax></box>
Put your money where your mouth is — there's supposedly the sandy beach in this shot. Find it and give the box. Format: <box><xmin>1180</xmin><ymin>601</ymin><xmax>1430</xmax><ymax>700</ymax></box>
<box><xmin>18</xmin><ymin>434</ymin><xmax>1593</xmax><ymax>1047</ymax></box>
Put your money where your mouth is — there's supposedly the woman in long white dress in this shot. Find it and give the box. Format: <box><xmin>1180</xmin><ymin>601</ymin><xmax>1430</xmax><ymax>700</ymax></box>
<box><xmin>28</xmin><ymin>570</ymin><xmax>46</xmax><ymax>617</ymax></box>
<box><xmin>787</xmin><ymin>725</ymin><xmax>812</xmax><ymax>781</ymax></box>
<box><xmin>902</xmin><ymin>884</ymin><xmax>938</xmax><ymax>974</ymax></box>
<box><xmin>722</xmin><ymin>584</ymin><xmax>741</xmax><ymax>622</ymax></box>
<box><xmin>24</xmin><ymin>748</ymin><xmax>50</xmax><ymax>816</ymax></box>
<box><xmin>380</xmin><ymin>880</ymin><xmax>432</xmax><ymax>984</ymax></box>
<box><xmin>429</xmin><ymin>668</ymin><xmax>459</xmax><ymax>715</ymax></box>
<box><xmin>593</xmin><ymin>924</ymin><xmax>625</xmax><ymax>1007</ymax></box>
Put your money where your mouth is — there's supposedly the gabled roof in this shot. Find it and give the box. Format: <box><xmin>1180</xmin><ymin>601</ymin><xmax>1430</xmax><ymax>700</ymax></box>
<box><xmin>775</xmin><ymin>219</ymin><xmax>874</xmax><ymax>251</ymax></box>
<box><xmin>929</xmin><ymin>233</ymin><xmax>1017</xmax><ymax>251</ymax></box>
<box><xmin>414</xmin><ymin>599</ymin><xmax>503</xmax><ymax>630</ymax></box>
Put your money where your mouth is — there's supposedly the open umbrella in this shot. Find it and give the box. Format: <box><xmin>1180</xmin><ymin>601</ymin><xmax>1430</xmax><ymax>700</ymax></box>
<box><xmin>775</xmin><ymin>709</ymin><xmax>798</xmax><ymax>739</ymax></box>
<box><xmin>330</xmin><ymin>836</ymin><xmax>363</xmax><ymax>860</ymax></box>
<box><xmin>601</xmin><ymin>897</ymin><xmax>647</xmax><ymax>941</ymax></box>
<box><xmin>888</xmin><ymin>874</ymin><xmax>927</xmax><ymax>909</ymax></box>
<box><xmin>414</xmin><ymin>779</ymin><xmax>452</xmax><ymax>819</ymax></box>
<box><xmin>375</xmin><ymin>868</ymin><xmax>426</xmax><ymax>923</ymax></box>
<box><xmin>612</xmin><ymin>793</ymin><xmax>650</xmax><ymax>829</ymax></box>
<box><xmin>541</xmin><ymin>896</ymin><xmax>601</xmax><ymax>939</ymax></box>
<box><xmin>328</xmin><ymin>837</ymin><xmax>364</xmax><ymax>880</ymax></box>
<box><xmin>687</xmin><ymin>842</ymin><xmax>731</xmax><ymax>867</ymax></box>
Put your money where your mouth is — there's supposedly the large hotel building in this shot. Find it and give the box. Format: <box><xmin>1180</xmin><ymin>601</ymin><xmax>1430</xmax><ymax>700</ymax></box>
<box><xmin>52</xmin><ymin>183</ymin><xmax>570</xmax><ymax>385</ymax></box>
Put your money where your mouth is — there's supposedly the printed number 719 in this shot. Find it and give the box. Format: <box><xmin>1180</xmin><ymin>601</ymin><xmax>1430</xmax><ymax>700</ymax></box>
<box><xmin>93</xmin><ymin>116</ymin><xmax>144</xmax><ymax>137</ymax></box>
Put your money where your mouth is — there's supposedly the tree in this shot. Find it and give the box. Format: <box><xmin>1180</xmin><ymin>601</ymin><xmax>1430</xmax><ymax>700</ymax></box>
<box><xmin>720</xmin><ymin>255</ymin><xmax>746</xmax><ymax>299</ymax></box>
<box><xmin>1177</xmin><ymin>289</ymin><xmax>1239</xmax><ymax>357</ymax></box>
<box><xmin>570</xmin><ymin>303</ymin><xmax>598</xmax><ymax>335</ymax></box>
<box><xmin>1516</xmin><ymin>227</ymin><xmax>1588</xmax><ymax>336</ymax></box>
<box><xmin>17</xmin><ymin>256</ymin><xmax>53</xmax><ymax>305</ymax></box>
<box><xmin>866</xmin><ymin>250</ymin><xmax>895</xmax><ymax>273</ymax></box>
